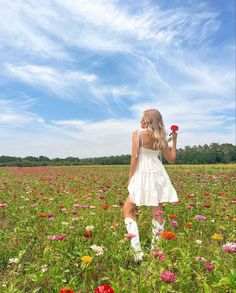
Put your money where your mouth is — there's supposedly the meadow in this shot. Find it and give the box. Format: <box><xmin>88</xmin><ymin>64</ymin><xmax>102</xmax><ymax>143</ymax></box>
<box><xmin>0</xmin><ymin>164</ymin><xmax>235</xmax><ymax>293</ymax></box>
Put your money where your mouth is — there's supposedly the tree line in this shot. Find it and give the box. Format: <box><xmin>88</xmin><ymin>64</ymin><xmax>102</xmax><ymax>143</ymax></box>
<box><xmin>0</xmin><ymin>143</ymin><xmax>235</xmax><ymax>167</ymax></box>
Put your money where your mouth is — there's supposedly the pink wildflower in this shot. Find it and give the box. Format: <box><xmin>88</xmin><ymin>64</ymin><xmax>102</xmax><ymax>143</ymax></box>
<box><xmin>222</xmin><ymin>242</ymin><xmax>236</xmax><ymax>253</ymax></box>
<box><xmin>48</xmin><ymin>234</ymin><xmax>68</xmax><ymax>240</ymax></box>
<box><xmin>161</xmin><ymin>271</ymin><xmax>176</xmax><ymax>283</ymax></box>
<box><xmin>171</xmin><ymin>220</ymin><xmax>179</xmax><ymax>227</ymax></box>
<box><xmin>204</xmin><ymin>263</ymin><xmax>215</xmax><ymax>271</ymax></box>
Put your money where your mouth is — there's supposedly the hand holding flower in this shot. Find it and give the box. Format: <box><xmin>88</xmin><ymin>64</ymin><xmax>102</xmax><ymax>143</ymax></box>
<box><xmin>168</xmin><ymin>125</ymin><xmax>179</xmax><ymax>142</ymax></box>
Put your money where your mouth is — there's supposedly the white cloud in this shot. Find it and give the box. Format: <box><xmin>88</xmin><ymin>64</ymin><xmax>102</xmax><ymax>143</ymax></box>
<box><xmin>0</xmin><ymin>0</ymin><xmax>234</xmax><ymax>158</ymax></box>
<box><xmin>0</xmin><ymin>1</ymin><xmax>72</xmax><ymax>59</ymax></box>
<box><xmin>5</xmin><ymin>63</ymin><xmax>99</xmax><ymax>102</ymax></box>
<box><xmin>0</xmin><ymin>98</ymin><xmax>39</xmax><ymax>127</ymax></box>
<box><xmin>0</xmin><ymin>115</ymin><xmax>234</xmax><ymax>158</ymax></box>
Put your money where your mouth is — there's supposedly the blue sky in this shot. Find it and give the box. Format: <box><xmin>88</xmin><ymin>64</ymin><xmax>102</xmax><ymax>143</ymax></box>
<box><xmin>0</xmin><ymin>0</ymin><xmax>235</xmax><ymax>158</ymax></box>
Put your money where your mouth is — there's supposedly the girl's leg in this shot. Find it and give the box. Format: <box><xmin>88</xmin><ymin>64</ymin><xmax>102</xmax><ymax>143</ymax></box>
<box><xmin>150</xmin><ymin>204</ymin><xmax>165</xmax><ymax>249</ymax></box>
<box><xmin>151</xmin><ymin>203</ymin><xmax>164</xmax><ymax>224</ymax></box>
<box><xmin>122</xmin><ymin>196</ymin><xmax>137</xmax><ymax>220</ymax></box>
<box><xmin>123</xmin><ymin>196</ymin><xmax>144</xmax><ymax>262</ymax></box>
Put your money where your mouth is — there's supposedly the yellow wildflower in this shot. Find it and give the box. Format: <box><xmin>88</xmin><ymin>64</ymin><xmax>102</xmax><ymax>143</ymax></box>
<box><xmin>81</xmin><ymin>256</ymin><xmax>92</xmax><ymax>263</ymax></box>
<box><xmin>211</xmin><ymin>233</ymin><xmax>223</xmax><ymax>240</ymax></box>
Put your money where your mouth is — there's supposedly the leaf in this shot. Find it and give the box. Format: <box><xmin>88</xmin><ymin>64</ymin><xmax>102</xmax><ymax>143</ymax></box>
<box><xmin>212</xmin><ymin>277</ymin><xmax>231</xmax><ymax>288</ymax></box>
<box><xmin>99</xmin><ymin>276</ymin><xmax>111</xmax><ymax>282</ymax></box>
<box><xmin>29</xmin><ymin>274</ymin><xmax>38</xmax><ymax>282</ymax></box>
<box><xmin>18</xmin><ymin>249</ymin><xmax>27</xmax><ymax>259</ymax></box>
<box><xmin>203</xmin><ymin>282</ymin><xmax>212</xmax><ymax>293</ymax></box>
<box><xmin>32</xmin><ymin>288</ymin><xmax>42</xmax><ymax>293</ymax></box>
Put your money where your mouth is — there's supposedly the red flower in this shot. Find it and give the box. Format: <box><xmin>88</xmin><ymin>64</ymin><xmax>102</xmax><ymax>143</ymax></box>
<box><xmin>59</xmin><ymin>288</ymin><xmax>74</xmax><ymax>293</ymax></box>
<box><xmin>203</xmin><ymin>204</ymin><xmax>211</xmax><ymax>208</ymax></box>
<box><xmin>83</xmin><ymin>231</ymin><xmax>92</xmax><ymax>238</ymax></box>
<box><xmin>102</xmin><ymin>204</ymin><xmax>110</xmax><ymax>210</ymax></box>
<box><xmin>170</xmin><ymin>125</ymin><xmax>179</xmax><ymax>132</ymax></box>
<box><xmin>94</xmin><ymin>284</ymin><xmax>115</xmax><ymax>293</ymax></box>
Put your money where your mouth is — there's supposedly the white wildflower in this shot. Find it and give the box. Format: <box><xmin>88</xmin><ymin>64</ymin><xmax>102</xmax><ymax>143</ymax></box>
<box><xmin>86</xmin><ymin>225</ymin><xmax>95</xmax><ymax>231</ymax></box>
<box><xmin>90</xmin><ymin>244</ymin><xmax>104</xmax><ymax>256</ymax></box>
<box><xmin>41</xmin><ymin>264</ymin><xmax>48</xmax><ymax>272</ymax></box>
<box><xmin>61</xmin><ymin>221</ymin><xmax>69</xmax><ymax>226</ymax></box>
<box><xmin>8</xmin><ymin>258</ymin><xmax>19</xmax><ymax>264</ymax></box>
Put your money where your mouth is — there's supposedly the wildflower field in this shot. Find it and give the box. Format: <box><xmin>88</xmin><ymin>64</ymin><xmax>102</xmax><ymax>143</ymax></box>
<box><xmin>0</xmin><ymin>164</ymin><xmax>235</xmax><ymax>293</ymax></box>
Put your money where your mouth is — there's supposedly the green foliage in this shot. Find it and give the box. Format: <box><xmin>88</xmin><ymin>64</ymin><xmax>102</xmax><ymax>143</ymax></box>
<box><xmin>0</xmin><ymin>143</ymin><xmax>235</xmax><ymax>166</ymax></box>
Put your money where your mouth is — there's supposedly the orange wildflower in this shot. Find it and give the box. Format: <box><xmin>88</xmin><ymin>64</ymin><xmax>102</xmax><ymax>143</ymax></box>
<box><xmin>168</xmin><ymin>214</ymin><xmax>177</xmax><ymax>219</ymax></box>
<box><xmin>184</xmin><ymin>222</ymin><xmax>192</xmax><ymax>227</ymax></box>
<box><xmin>161</xmin><ymin>231</ymin><xmax>176</xmax><ymax>240</ymax></box>
<box><xmin>38</xmin><ymin>213</ymin><xmax>49</xmax><ymax>217</ymax></box>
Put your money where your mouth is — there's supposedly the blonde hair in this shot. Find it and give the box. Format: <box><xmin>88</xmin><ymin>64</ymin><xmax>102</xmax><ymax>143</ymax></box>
<box><xmin>143</xmin><ymin>109</ymin><xmax>167</xmax><ymax>150</ymax></box>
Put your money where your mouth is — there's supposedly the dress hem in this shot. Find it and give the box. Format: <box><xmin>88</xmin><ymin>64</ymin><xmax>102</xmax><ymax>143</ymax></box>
<box><xmin>129</xmin><ymin>198</ymin><xmax>179</xmax><ymax>207</ymax></box>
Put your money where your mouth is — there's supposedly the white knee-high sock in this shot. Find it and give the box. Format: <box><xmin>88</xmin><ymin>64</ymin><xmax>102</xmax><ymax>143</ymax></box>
<box><xmin>124</xmin><ymin>217</ymin><xmax>142</xmax><ymax>252</ymax></box>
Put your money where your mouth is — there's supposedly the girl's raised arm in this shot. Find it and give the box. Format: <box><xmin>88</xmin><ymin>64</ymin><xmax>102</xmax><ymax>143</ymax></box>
<box><xmin>163</xmin><ymin>132</ymin><xmax>178</xmax><ymax>163</ymax></box>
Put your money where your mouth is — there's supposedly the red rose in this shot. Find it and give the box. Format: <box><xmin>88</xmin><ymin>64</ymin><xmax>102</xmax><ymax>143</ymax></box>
<box><xmin>94</xmin><ymin>284</ymin><xmax>115</xmax><ymax>293</ymax></box>
<box><xmin>170</xmin><ymin>125</ymin><xmax>179</xmax><ymax>132</ymax></box>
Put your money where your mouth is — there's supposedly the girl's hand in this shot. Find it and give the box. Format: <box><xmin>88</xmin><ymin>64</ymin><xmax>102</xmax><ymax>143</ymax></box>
<box><xmin>167</xmin><ymin>131</ymin><xmax>178</xmax><ymax>143</ymax></box>
<box><xmin>172</xmin><ymin>131</ymin><xmax>178</xmax><ymax>142</ymax></box>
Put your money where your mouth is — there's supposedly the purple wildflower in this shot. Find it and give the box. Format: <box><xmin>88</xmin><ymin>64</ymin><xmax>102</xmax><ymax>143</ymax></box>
<box><xmin>195</xmin><ymin>215</ymin><xmax>207</xmax><ymax>221</ymax></box>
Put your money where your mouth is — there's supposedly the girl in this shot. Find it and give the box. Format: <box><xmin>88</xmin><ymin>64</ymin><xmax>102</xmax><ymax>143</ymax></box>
<box><xmin>123</xmin><ymin>109</ymin><xmax>178</xmax><ymax>262</ymax></box>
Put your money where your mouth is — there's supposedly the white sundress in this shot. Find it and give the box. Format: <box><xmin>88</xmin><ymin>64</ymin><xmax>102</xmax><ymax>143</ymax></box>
<box><xmin>128</xmin><ymin>130</ymin><xmax>179</xmax><ymax>206</ymax></box>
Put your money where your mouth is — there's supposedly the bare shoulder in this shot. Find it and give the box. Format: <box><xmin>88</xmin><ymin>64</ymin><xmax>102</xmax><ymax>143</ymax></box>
<box><xmin>132</xmin><ymin>130</ymin><xmax>139</xmax><ymax>137</ymax></box>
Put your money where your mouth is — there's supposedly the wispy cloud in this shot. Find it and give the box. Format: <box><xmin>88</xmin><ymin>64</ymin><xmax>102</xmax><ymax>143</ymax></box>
<box><xmin>0</xmin><ymin>97</ymin><xmax>40</xmax><ymax>127</ymax></box>
<box><xmin>0</xmin><ymin>0</ymin><xmax>235</xmax><ymax>157</ymax></box>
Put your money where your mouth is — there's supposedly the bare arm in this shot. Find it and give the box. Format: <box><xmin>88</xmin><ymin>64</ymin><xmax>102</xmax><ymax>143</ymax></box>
<box><xmin>163</xmin><ymin>132</ymin><xmax>178</xmax><ymax>163</ymax></box>
<box><xmin>128</xmin><ymin>130</ymin><xmax>139</xmax><ymax>184</ymax></box>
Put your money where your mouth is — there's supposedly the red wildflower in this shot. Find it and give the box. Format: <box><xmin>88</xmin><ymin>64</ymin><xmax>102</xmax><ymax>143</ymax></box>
<box><xmin>83</xmin><ymin>231</ymin><xmax>92</xmax><ymax>238</ymax></box>
<box><xmin>102</xmin><ymin>204</ymin><xmax>110</xmax><ymax>210</ymax></box>
<box><xmin>203</xmin><ymin>204</ymin><xmax>211</xmax><ymax>208</ymax></box>
<box><xmin>59</xmin><ymin>288</ymin><xmax>74</xmax><ymax>293</ymax></box>
<box><xmin>94</xmin><ymin>284</ymin><xmax>114</xmax><ymax>293</ymax></box>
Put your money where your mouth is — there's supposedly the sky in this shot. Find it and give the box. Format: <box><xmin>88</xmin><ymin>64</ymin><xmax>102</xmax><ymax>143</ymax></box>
<box><xmin>0</xmin><ymin>0</ymin><xmax>235</xmax><ymax>158</ymax></box>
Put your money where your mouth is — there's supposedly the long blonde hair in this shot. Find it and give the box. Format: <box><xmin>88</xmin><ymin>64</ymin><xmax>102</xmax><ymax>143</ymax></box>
<box><xmin>143</xmin><ymin>109</ymin><xmax>167</xmax><ymax>150</ymax></box>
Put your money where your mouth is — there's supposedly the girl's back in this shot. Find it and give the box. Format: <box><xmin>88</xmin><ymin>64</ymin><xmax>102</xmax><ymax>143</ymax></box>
<box><xmin>139</xmin><ymin>130</ymin><xmax>157</xmax><ymax>150</ymax></box>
